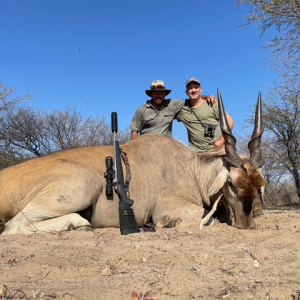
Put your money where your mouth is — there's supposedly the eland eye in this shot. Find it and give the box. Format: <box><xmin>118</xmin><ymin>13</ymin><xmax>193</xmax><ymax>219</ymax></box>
<box><xmin>228</xmin><ymin>180</ymin><xmax>234</xmax><ymax>187</ymax></box>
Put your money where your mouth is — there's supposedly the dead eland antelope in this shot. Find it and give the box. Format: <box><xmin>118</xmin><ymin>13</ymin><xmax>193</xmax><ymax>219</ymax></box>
<box><xmin>0</xmin><ymin>91</ymin><xmax>265</xmax><ymax>235</ymax></box>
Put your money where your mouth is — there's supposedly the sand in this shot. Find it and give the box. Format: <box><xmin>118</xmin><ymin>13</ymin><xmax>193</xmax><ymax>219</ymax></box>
<box><xmin>1</xmin><ymin>207</ymin><xmax>300</xmax><ymax>300</ymax></box>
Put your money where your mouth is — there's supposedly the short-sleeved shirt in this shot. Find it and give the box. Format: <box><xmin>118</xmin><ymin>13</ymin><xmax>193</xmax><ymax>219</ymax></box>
<box><xmin>129</xmin><ymin>99</ymin><xmax>185</xmax><ymax>136</ymax></box>
<box><xmin>176</xmin><ymin>99</ymin><xmax>228</xmax><ymax>152</ymax></box>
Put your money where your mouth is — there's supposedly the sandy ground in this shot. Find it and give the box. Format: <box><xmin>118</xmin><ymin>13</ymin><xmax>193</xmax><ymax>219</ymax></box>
<box><xmin>1</xmin><ymin>207</ymin><xmax>300</xmax><ymax>300</ymax></box>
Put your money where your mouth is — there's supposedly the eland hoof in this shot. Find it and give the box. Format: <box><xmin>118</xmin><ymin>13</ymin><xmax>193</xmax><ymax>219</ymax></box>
<box><xmin>75</xmin><ymin>226</ymin><xmax>93</xmax><ymax>232</ymax></box>
<box><xmin>156</xmin><ymin>215</ymin><xmax>182</xmax><ymax>229</ymax></box>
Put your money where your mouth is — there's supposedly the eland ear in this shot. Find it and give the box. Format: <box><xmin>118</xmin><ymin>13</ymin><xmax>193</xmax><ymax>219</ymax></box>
<box><xmin>207</xmin><ymin>167</ymin><xmax>229</xmax><ymax>197</ymax></box>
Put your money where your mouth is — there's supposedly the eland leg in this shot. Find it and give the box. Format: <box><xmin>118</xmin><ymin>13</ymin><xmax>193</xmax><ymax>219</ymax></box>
<box><xmin>152</xmin><ymin>194</ymin><xmax>209</xmax><ymax>228</ymax></box>
<box><xmin>2</xmin><ymin>160</ymin><xmax>102</xmax><ymax>235</ymax></box>
<box><xmin>3</xmin><ymin>213</ymin><xmax>92</xmax><ymax>235</ymax></box>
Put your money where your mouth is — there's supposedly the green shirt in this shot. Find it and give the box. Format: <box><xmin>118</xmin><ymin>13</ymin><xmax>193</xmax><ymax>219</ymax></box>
<box><xmin>176</xmin><ymin>99</ymin><xmax>228</xmax><ymax>152</ymax></box>
<box><xmin>129</xmin><ymin>99</ymin><xmax>185</xmax><ymax>136</ymax></box>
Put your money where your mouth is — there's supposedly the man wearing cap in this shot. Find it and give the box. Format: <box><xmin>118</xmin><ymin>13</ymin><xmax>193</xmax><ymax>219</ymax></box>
<box><xmin>129</xmin><ymin>80</ymin><xmax>215</xmax><ymax>139</ymax></box>
<box><xmin>179</xmin><ymin>77</ymin><xmax>263</xmax><ymax>217</ymax></box>
<box><xmin>176</xmin><ymin>77</ymin><xmax>234</xmax><ymax>154</ymax></box>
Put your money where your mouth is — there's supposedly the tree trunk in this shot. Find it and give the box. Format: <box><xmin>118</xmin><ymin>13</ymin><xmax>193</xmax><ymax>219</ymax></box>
<box><xmin>291</xmin><ymin>167</ymin><xmax>300</xmax><ymax>201</ymax></box>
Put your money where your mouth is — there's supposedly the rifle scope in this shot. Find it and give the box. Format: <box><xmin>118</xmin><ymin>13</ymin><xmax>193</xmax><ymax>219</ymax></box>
<box><xmin>104</xmin><ymin>156</ymin><xmax>114</xmax><ymax>196</ymax></box>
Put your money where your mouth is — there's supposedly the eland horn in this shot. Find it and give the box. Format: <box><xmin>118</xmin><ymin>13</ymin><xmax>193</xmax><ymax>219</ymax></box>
<box><xmin>218</xmin><ymin>89</ymin><xmax>242</xmax><ymax>168</ymax></box>
<box><xmin>248</xmin><ymin>92</ymin><xmax>265</xmax><ymax>171</ymax></box>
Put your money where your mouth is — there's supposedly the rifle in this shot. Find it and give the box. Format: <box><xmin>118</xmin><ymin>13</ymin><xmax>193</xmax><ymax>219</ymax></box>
<box><xmin>104</xmin><ymin>112</ymin><xmax>140</xmax><ymax>235</ymax></box>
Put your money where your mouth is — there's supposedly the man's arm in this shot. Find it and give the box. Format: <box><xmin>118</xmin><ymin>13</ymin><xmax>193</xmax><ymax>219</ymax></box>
<box><xmin>129</xmin><ymin>107</ymin><xmax>143</xmax><ymax>139</ymax></box>
<box><xmin>210</xmin><ymin>114</ymin><xmax>234</xmax><ymax>148</ymax></box>
<box><xmin>131</xmin><ymin>131</ymin><xmax>139</xmax><ymax>140</ymax></box>
<box><xmin>201</xmin><ymin>95</ymin><xmax>216</xmax><ymax>105</ymax></box>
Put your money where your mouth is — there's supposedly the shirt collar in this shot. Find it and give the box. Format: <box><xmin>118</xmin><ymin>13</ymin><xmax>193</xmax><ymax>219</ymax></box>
<box><xmin>146</xmin><ymin>99</ymin><xmax>169</xmax><ymax>109</ymax></box>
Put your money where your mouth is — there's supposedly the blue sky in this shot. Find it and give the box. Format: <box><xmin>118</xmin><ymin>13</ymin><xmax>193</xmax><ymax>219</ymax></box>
<box><xmin>0</xmin><ymin>0</ymin><xmax>276</xmax><ymax>144</ymax></box>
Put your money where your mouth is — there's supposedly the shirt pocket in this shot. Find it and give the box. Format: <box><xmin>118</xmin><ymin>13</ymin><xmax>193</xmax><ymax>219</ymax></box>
<box><xmin>163</xmin><ymin>113</ymin><xmax>174</xmax><ymax>122</ymax></box>
<box><xmin>143</xmin><ymin>114</ymin><xmax>158</xmax><ymax>127</ymax></box>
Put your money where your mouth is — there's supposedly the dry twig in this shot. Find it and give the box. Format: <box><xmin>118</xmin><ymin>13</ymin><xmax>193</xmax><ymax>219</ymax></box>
<box><xmin>236</xmin><ymin>229</ymin><xmax>258</xmax><ymax>261</ymax></box>
<box><xmin>6</xmin><ymin>289</ymin><xmax>28</xmax><ymax>300</ymax></box>
<box><xmin>131</xmin><ymin>290</ymin><xmax>158</xmax><ymax>300</ymax></box>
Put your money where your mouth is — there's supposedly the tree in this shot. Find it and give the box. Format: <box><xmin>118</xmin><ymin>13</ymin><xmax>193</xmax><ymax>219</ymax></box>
<box><xmin>242</xmin><ymin>78</ymin><xmax>300</xmax><ymax>200</ymax></box>
<box><xmin>0</xmin><ymin>82</ymin><xmax>32</xmax><ymax>113</ymax></box>
<box><xmin>236</xmin><ymin>1</ymin><xmax>300</xmax><ymax>202</ymax></box>
<box><xmin>235</xmin><ymin>1</ymin><xmax>300</xmax><ymax>48</ymax></box>
<box><xmin>262</xmin><ymin>79</ymin><xmax>300</xmax><ymax>199</ymax></box>
<box><xmin>236</xmin><ymin>131</ymin><xmax>290</xmax><ymax>204</ymax></box>
<box><xmin>0</xmin><ymin>83</ymin><xmax>130</xmax><ymax>169</ymax></box>
<box><xmin>0</xmin><ymin>105</ymin><xmax>131</xmax><ymax>159</ymax></box>
<box><xmin>0</xmin><ymin>82</ymin><xmax>33</xmax><ymax>168</ymax></box>
<box><xmin>44</xmin><ymin>107</ymin><xmax>130</xmax><ymax>149</ymax></box>
<box><xmin>236</xmin><ymin>0</ymin><xmax>300</xmax><ymax>81</ymax></box>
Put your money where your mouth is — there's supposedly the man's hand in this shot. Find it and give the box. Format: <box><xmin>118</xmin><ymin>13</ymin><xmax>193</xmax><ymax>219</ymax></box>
<box><xmin>201</xmin><ymin>95</ymin><xmax>216</xmax><ymax>106</ymax></box>
<box><xmin>131</xmin><ymin>131</ymin><xmax>139</xmax><ymax>140</ymax></box>
<box><xmin>209</xmin><ymin>137</ymin><xmax>225</xmax><ymax>148</ymax></box>
<box><xmin>209</xmin><ymin>115</ymin><xmax>234</xmax><ymax>148</ymax></box>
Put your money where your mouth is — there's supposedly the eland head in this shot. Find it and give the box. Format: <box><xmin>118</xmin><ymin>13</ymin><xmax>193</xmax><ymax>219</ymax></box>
<box><xmin>206</xmin><ymin>90</ymin><xmax>265</xmax><ymax>229</ymax></box>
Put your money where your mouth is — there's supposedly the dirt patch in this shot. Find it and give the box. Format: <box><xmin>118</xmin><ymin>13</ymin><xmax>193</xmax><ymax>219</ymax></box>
<box><xmin>1</xmin><ymin>208</ymin><xmax>300</xmax><ymax>300</ymax></box>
